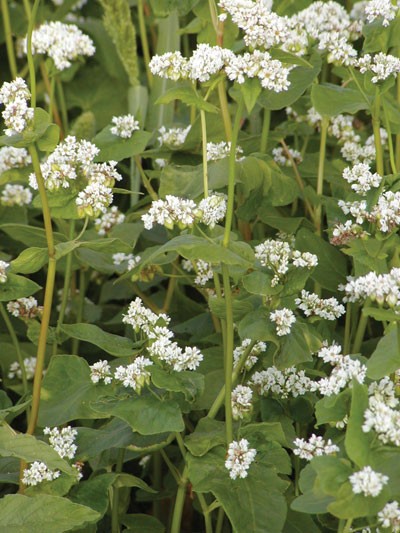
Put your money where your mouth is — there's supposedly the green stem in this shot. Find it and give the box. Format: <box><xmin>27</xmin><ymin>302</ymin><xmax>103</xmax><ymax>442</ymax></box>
<box><xmin>152</xmin><ymin>451</ymin><xmax>162</xmax><ymax>521</ymax></box>
<box><xmin>352</xmin><ymin>309</ymin><xmax>368</xmax><ymax>354</ymax></box>
<box><xmin>343</xmin><ymin>303</ymin><xmax>352</xmax><ymax>354</ymax></box>
<box><xmin>56</xmin><ymin>77</ymin><xmax>68</xmax><ymax>136</ymax></box>
<box><xmin>71</xmin><ymin>268</ymin><xmax>86</xmax><ymax>354</ymax></box>
<box><xmin>22</xmin><ymin>0</ymin><xmax>32</xmax><ymax>18</ymax></box>
<box><xmin>1</xmin><ymin>0</ymin><xmax>18</xmax><ymax>78</ymax></box>
<box><xmin>341</xmin><ymin>518</ymin><xmax>353</xmax><ymax>533</ymax></box>
<box><xmin>215</xmin><ymin>507</ymin><xmax>225</xmax><ymax>533</ymax></box>
<box><xmin>27</xmin><ymin>0</ymin><xmax>41</xmax><ymax>107</ymax></box>
<box><xmin>137</xmin><ymin>0</ymin><xmax>153</xmax><ymax>88</ymax></box>
<box><xmin>221</xmin><ymin>263</ymin><xmax>234</xmax><ymax>444</ymax></box>
<box><xmin>260</xmin><ymin>108</ymin><xmax>270</xmax><ymax>153</ymax></box>
<box><xmin>0</xmin><ymin>303</ymin><xmax>28</xmax><ymax>396</ymax></box>
<box><xmin>315</xmin><ymin>116</ymin><xmax>329</xmax><ymax>235</ymax></box>
<box><xmin>170</xmin><ymin>465</ymin><xmax>188</xmax><ymax>533</ymax></box>
<box><xmin>111</xmin><ymin>448</ymin><xmax>125</xmax><ymax>533</ymax></box>
<box><xmin>223</xmin><ymin>97</ymin><xmax>244</xmax><ymax>248</ymax></box>
<box><xmin>134</xmin><ymin>156</ymin><xmax>158</xmax><ymax>200</ymax></box>
<box><xmin>372</xmin><ymin>91</ymin><xmax>384</xmax><ymax>176</ymax></box>
<box><xmin>396</xmin><ymin>73</ymin><xmax>400</xmax><ymax>170</ymax></box>
<box><xmin>200</xmin><ymin>110</ymin><xmax>209</xmax><ymax>198</ymax></box>
<box><xmin>383</xmin><ymin>103</ymin><xmax>396</xmax><ymax>174</ymax></box>
<box><xmin>218</xmin><ymin>81</ymin><xmax>232</xmax><ymax>141</ymax></box>
<box><xmin>197</xmin><ymin>493</ymin><xmax>213</xmax><ymax>533</ymax></box>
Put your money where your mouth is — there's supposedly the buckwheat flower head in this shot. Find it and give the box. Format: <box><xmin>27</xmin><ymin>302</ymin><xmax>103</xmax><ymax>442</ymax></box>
<box><xmin>349</xmin><ymin>466</ymin><xmax>388</xmax><ymax>497</ymax></box>
<box><xmin>44</xmin><ymin>426</ymin><xmax>78</xmax><ymax>459</ymax></box>
<box><xmin>0</xmin><ymin>260</ymin><xmax>9</xmax><ymax>283</ymax></box>
<box><xmin>51</xmin><ymin>0</ymin><xmax>88</xmax><ymax>9</ymax></box>
<box><xmin>95</xmin><ymin>206</ymin><xmax>125</xmax><ymax>236</ymax></box>
<box><xmin>358</xmin><ymin>52</ymin><xmax>400</xmax><ymax>83</ymax></box>
<box><xmin>293</xmin><ymin>434</ymin><xmax>340</xmax><ymax>461</ymax></box>
<box><xmin>1</xmin><ymin>184</ymin><xmax>32</xmax><ymax>207</ymax></box>
<box><xmin>372</xmin><ymin>191</ymin><xmax>400</xmax><ymax>232</ymax></box>
<box><xmin>340</xmin><ymin>268</ymin><xmax>400</xmax><ymax>307</ymax></box>
<box><xmin>188</xmin><ymin>44</ymin><xmax>227</xmax><ymax>82</ymax></box>
<box><xmin>270</xmin><ymin>308</ymin><xmax>296</xmax><ymax>336</ymax></box>
<box><xmin>197</xmin><ymin>193</ymin><xmax>227</xmax><ymax>228</ymax></box>
<box><xmin>272</xmin><ymin>146</ymin><xmax>302</xmax><ymax>167</ymax></box>
<box><xmin>114</xmin><ymin>357</ymin><xmax>153</xmax><ymax>392</ymax></box>
<box><xmin>110</xmin><ymin>114</ymin><xmax>139</xmax><ymax>139</ymax></box>
<box><xmin>291</xmin><ymin>250</ymin><xmax>318</xmax><ymax>269</ymax></box>
<box><xmin>233</xmin><ymin>338</ymin><xmax>267</xmax><ymax>371</ymax></box>
<box><xmin>182</xmin><ymin>259</ymin><xmax>214</xmax><ymax>286</ymax></box>
<box><xmin>142</xmin><ymin>195</ymin><xmax>197</xmax><ymax>230</ymax></box>
<box><xmin>90</xmin><ymin>360</ymin><xmax>112</xmax><ymax>384</ymax></box>
<box><xmin>7</xmin><ymin>297</ymin><xmax>43</xmax><ymax>319</ymax></box>
<box><xmin>8</xmin><ymin>356</ymin><xmax>37</xmax><ymax>380</ymax></box>
<box><xmin>206</xmin><ymin>142</ymin><xmax>244</xmax><ymax>162</ymax></box>
<box><xmin>20</xmin><ymin>21</ymin><xmax>95</xmax><ymax>71</ymax></box>
<box><xmin>317</xmin><ymin>356</ymin><xmax>367</xmax><ymax>396</ymax></box>
<box><xmin>232</xmin><ymin>385</ymin><xmax>253</xmax><ymax>420</ymax></box>
<box><xmin>149</xmin><ymin>51</ymin><xmax>189</xmax><ymax>81</ymax></box>
<box><xmin>295</xmin><ymin>290</ymin><xmax>345</xmax><ymax>320</ymax></box>
<box><xmin>362</xmin><ymin>396</ymin><xmax>400</xmax><ymax>445</ymax></box>
<box><xmin>318</xmin><ymin>31</ymin><xmax>357</xmax><ymax>67</ymax></box>
<box><xmin>369</xmin><ymin>376</ymin><xmax>398</xmax><ymax>408</ymax></box>
<box><xmin>122</xmin><ymin>297</ymin><xmax>169</xmax><ymax>333</ymax></box>
<box><xmin>365</xmin><ymin>0</ymin><xmax>398</xmax><ymax>26</ymax></box>
<box><xmin>22</xmin><ymin>461</ymin><xmax>60</xmax><ymax>486</ymax></box>
<box><xmin>158</xmin><ymin>125</ymin><xmax>191</xmax><ymax>147</ymax></box>
<box><xmin>0</xmin><ymin>146</ymin><xmax>31</xmax><ymax>174</ymax></box>
<box><xmin>378</xmin><ymin>501</ymin><xmax>400</xmax><ymax>531</ymax></box>
<box><xmin>76</xmin><ymin>182</ymin><xmax>113</xmax><ymax>217</ymax></box>
<box><xmin>225</xmin><ymin>439</ymin><xmax>257</xmax><ymax>480</ymax></box>
<box><xmin>0</xmin><ymin>77</ymin><xmax>34</xmax><ymax>136</ymax></box>
<box><xmin>330</xmin><ymin>220</ymin><xmax>368</xmax><ymax>246</ymax></box>
<box><xmin>112</xmin><ymin>253</ymin><xmax>141</xmax><ymax>272</ymax></box>
<box><xmin>329</xmin><ymin>114</ymin><xmax>360</xmax><ymax>143</ymax></box>
<box><xmin>316</xmin><ymin>341</ymin><xmax>343</xmax><ymax>365</ymax></box>
<box><xmin>252</xmin><ymin>366</ymin><xmax>313</xmax><ymax>398</ymax></box>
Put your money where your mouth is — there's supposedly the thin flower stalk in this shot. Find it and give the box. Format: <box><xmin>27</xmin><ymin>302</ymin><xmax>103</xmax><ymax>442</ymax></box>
<box><xmin>373</xmin><ymin>90</ymin><xmax>384</xmax><ymax>176</ymax></box>
<box><xmin>1</xmin><ymin>0</ymin><xmax>18</xmax><ymax>79</ymax></box>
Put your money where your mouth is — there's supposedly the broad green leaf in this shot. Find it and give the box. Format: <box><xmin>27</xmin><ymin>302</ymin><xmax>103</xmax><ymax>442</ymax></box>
<box><xmin>91</xmin><ymin>394</ymin><xmax>184</xmax><ymax>435</ymax></box>
<box><xmin>151</xmin><ymin>367</ymin><xmax>204</xmax><ymax>401</ymax></box>
<box><xmin>311</xmin><ymin>456</ymin><xmax>353</xmax><ymax>497</ymax></box>
<box><xmin>156</xmin><ymin>85</ymin><xmax>218</xmax><ymax>113</ymax></box>
<box><xmin>93</xmin><ymin>128</ymin><xmax>152</xmax><ymax>162</ymax></box>
<box><xmin>0</xmin><ymin>426</ymin><xmax>75</xmax><ymax>476</ymax></box>
<box><xmin>239</xmin><ymin>78</ymin><xmax>262</xmax><ymax>113</ymax></box>
<box><xmin>291</xmin><ymin>490</ymin><xmax>334</xmax><ymax>515</ymax></box>
<box><xmin>208</xmin><ymin>296</ymin><xmax>254</xmax><ymax>321</ymax></box>
<box><xmin>184</xmin><ymin>418</ymin><xmax>226</xmax><ymax>456</ymax></box>
<box><xmin>315</xmin><ymin>389</ymin><xmax>351</xmax><ymax>426</ymax></box>
<box><xmin>0</xmin><ymin>224</ymin><xmax>66</xmax><ymax>247</ymax></box>
<box><xmin>114</xmin><ymin>472</ymin><xmax>156</xmax><ymax>492</ymax></box>
<box><xmin>367</xmin><ymin>324</ymin><xmax>400</xmax><ymax>379</ymax></box>
<box><xmin>69</xmin><ymin>474</ymin><xmax>117</xmax><ymax>516</ymax></box>
<box><xmin>0</xmin><ymin>494</ymin><xmax>100</xmax><ymax>533</ymax></box>
<box><xmin>242</xmin><ymin>271</ymin><xmax>279</xmax><ymax>296</ymax></box>
<box><xmin>283</xmin><ymin>510</ymin><xmax>321</xmax><ymax>533</ymax></box>
<box><xmin>37</xmin><ymin>123</ymin><xmax>60</xmax><ymax>152</ymax></box>
<box><xmin>38</xmin><ymin>355</ymin><xmax>109</xmax><ymax>427</ymax></box>
<box><xmin>10</xmin><ymin>247</ymin><xmax>48</xmax><ymax>274</ymax></box>
<box><xmin>0</xmin><ymin>273</ymin><xmax>41</xmax><ymax>302</ymax></box>
<box><xmin>238</xmin><ymin>308</ymin><xmax>278</xmax><ymax>343</ymax></box>
<box><xmin>60</xmin><ymin>323</ymin><xmax>134</xmax><ymax>357</ymax></box>
<box><xmin>311</xmin><ymin>83</ymin><xmax>370</xmax><ymax>116</ymax></box>
<box><xmin>327</xmin><ymin>482</ymin><xmax>389</xmax><ymax>519</ymax></box>
<box><xmin>279</xmin><ymin>322</ymin><xmax>320</xmax><ymax>367</ymax></box>
<box><xmin>122</xmin><ymin>514</ymin><xmax>165</xmax><ymax>533</ymax></box>
<box><xmin>0</xmin><ymin>397</ymin><xmax>32</xmax><ymax>423</ymax></box>
<box><xmin>75</xmin><ymin>419</ymin><xmax>135</xmax><ymax>460</ymax></box>
<box><xmin>345</xmin><ymin>381</ymin><xmax>372</xmax><ymax>468</ymax></box>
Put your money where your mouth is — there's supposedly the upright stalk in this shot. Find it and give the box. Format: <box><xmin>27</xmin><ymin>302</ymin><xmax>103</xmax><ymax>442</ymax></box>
<box><xmin>200</xmin><ymin>110</ymin><xmax>209</xmax><ymax>197</ymax></box>
<box><xmin>1</xmin><ymin>0</ymin><xmax>18</xmax><ymax>79</ymax></box>
<box><xmin>170</xmin><ymin>465</ymin><xmax>188</xmax><ymax>533</ymax></box>
<box><xmin>315</xmin><ymin>116</ymin><xmax>329</xmax><ymax>235</ymax></box>
<box><xmin>137</xmin><ymin>0</ymin><xmax>153</xmax><ymax>88</ymax></box>
<box><xmin>260</xmin><ymin>108</ymin><xmax>270</xmax><ymax>153</ymax></box>
<box><xmin>396</xmin><ymin>74</ymin><xmax>400</xmax><ymax>170</ymax></box>
<box><xmin>27</xmin><ymin>0</ymin><xmax>41</xmax><ymax>107</ymax></box>
<box><xmin>352</xmin><ymin>309</ymin><xmax>368</xmax><ymax>354</ymax></box>
<box><xmin>111</xmin><ymin>449</ymin><xmax>125</xmax><ymax>533</ymax></box>
<box><xmin>372</xmin><ymin>91</ymin><xmax>384</xmax><ymax>176</ymax></box>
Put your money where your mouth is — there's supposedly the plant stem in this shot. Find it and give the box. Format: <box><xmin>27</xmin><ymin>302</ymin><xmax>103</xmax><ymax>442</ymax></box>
<box><xmin>111</xmin><ymin>448</ymin><xmax>125</xmax><ymax>533</ymax></box>
<box><xmin>1</xmin><ymin>0</ymin><xmax>18</xmax><ymax>79</ymax></box>
<box><xmin>0</xmin><ymin>303</ymin><xmax>28</xmax><ymax>396</ymax></box>
<box><xmin>27</xmin><ymin>0</ymin><xmax>41</xmax><ymax>107</ymax></box>
<box><xmin>221</xmin><ymin>264</ymin><xmax>234</xmax><ymax>444</ymax></box>
<box><xmin>352</xmin><ymin>309</ymin><xmax>368</xmax><ymax>354</ymax></box>
<box><xmin>137</xmin><ymin>0</ymin><xmax>153</xmax><ymax>88</ymax></box>
<box><xmin>215</xmin><ymin>507</ymin><xmax>225</xmax><ymax>533</ymax></box>
<box><xmin>170</xmin><ymin>465</ymin><xmax>188</xmax><ymax>533</ymax></box>
<box><xmin>315</xmin><ymin>116</ymin><xmax>328</xmax><ymax>235</ymax></box>
<box><xmin>372</xmin><ymin>91</ymin><xmax>384</xmax><ymax>176</ymax></box>
<box><xmin>343</xmin><ymin>302</ymin><xmax>352</xmax><ymax>354</ymax></box>
<box><xmin>56</xmin><ymin>77</ymin><xmax>68</xmax><ymax>137</ymax></box>
<box><xmin>39</xmin><ymin>62</ymin><xmax>63</xmax><ymax>132</ymax></box>
<box><xmin>197</xmin><ymin>493</ymin><xmax>213</xmax><ymax>533</ymax></box>
<box><xmin>152</xmin><ymin>451</ymin><xmax>162</xmax><ymax>520</ymax></box>
<box><xmin>134</xmin><ymin>156</ymin><xmax>158</xmax><ymax>200</ymax></box>
<box><xmin>383</xmin><ymin>103</ymin><xmax>396</xmax><ymax>174</ymax></box>
<box><xmin>71</xmin><ymin>268</ymin><xmax>86</xmax><ymax>354</ymax></box>
<box><xmin>342</xmin><ymin>518</ymin><xmax>353</xmax><ymax>533</ymax></box>
<box><xmin>200</xmin><ymin>110</ymin><xmax>209</xmax><ymax>197</ymax></box>
<box><xmin>396</xmin><ymin>73</ymin><xmax>400</xmax><ymax>170</ymax></box>
<box><xmin>260</xmin><ymin>108</ymin><xmax>270</xmax><ymax>153</ymax></box>
<box><xmin>218</xmin><ymin>82</ymin><xmax>232</xmax><ymax>141</ymax></box>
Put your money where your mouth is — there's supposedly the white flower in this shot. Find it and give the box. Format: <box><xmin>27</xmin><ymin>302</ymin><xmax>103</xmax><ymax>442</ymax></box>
<box><xmin>316</xmin><ymin>356</ymin><xmax>367</xmax><ymax>397</ymax></box>
<box><xmin>149</xmin><ymin>51</ymin><xmax>189</xmax><ymax>81</ymax></box>
<box><xmin>188</xmin><ymin>43</ymin><xmax>226</xmax><ymax>82</ymax></box>
<box><xmin>206</xmin><ymin>142</ymin><xmax>243</xmax><ymax>162</ymax></box>
<box><xmin>362</xmin><ymin>396</ymin><xmax>400</xmax><ymax>446</ymax></box>
<box><xmin>272</xmin><ymin>146</ymin><xmax>302</xmax><ymax>167</ymax></box>
<box><xmin>342</xmin><ymin>163</ymin><xmax>382</xmax><ymax>196</ymax></box>
<box><xmin>76</xmin><ymin>182</ymin><xmax>113</xmax><ymax>218</ymax></box>
<box><xmin>7</xmin><ymin>297</ymin><xmax>43</xmax><ymax>319</ymax></box>
<box><xmin>95</xmin><ymin>206</ymin><xmax>125</xmax><ymax>236</ymax></box>
<box><xmin>1</xmin><ymin>184</ymin><xmax>32</xmax><ymax>207</ymax></box>
<box><xmin>293</xmin><ymin>434</ymin><xmax>340</xmax><ymax>461</ymax></box>
<box><xmin>270</xmin><ymin>308</ymin><xmax>296</xmax><ymax>336</ymax></box>
<box><xmin>378</xmin><ymin>501</ymin><xmax>400</xmax><ymax>531</ymax></box>
<box><xmin>365</xmin><ymin>0</ymin><xmax>398</xmax><ymax>26</ymax></box>
<box><xmin>182</xmin><ymin>259</ymin><xmax>214</xmax><ymax>286</ymax></box>
<box><xmin>295</xmin><ymin>290</ymin><xmax>345</xmax><ymax>320</ymax></box>
<box><xmin>225</xmin><ymin>439</ymin><xmax>257</xmax><ymax>480</ymax></box>
<box><xmin>0</xmin><ymin>146</ymin><xmax>31</xmax><ymax>174</ymax></box>
<box><xmin>252</xmin><ymin>366</ymin><xmax>313</xmax><ymax>398</ymax></box>
<box><xmin>340</xmin><ymin>268</ymin><xmax>400</xmax><ymax>307</ymax></box>
<box><xmin>330</xmin><ymin>220</ymin><xmax>368</xmax><ymax>246</ymax></box>
<box><xmin>22</xmin><ymin>461</ymin><xmax>60</xmax><ymax>486</ymax></box>
<box><xmin>8</xmin><ymin>356</ymin><xmax>37</xmax><ymax>380</ymax></box>
<box><xmin>158</xmin><ymin>125</ymin><xmax>191</xmax><ymax>147</ymax></box>
<box><xmin>90</xmin><ymin>360</ymin><xmax>112</xmax><ymax>384</ymax></box>
<box><xmin>316</xmin><ymin>342</ymin><xmax>343</xmax><ymax>365</ymax></box>
<box><xmin>114</xmin><ymin>356</ymin><xmax>153</xmax><ymax>392</ymax></box>
<box><xmin>0</xmin><ymin>77</ymin><xmax>34</xmax><ymax>136</ymax></box>
<box><xmin>349</xmin><ymin>466</ymin><xmax>388</xmax><ymax>497</ymax></box>
<box><xmin>110</xmin><ymin>114</ymin><xmax>139</xmax><ymax>139</ymax></box>
<box><xmin>197</xmin><ymin>193</ymin><xmax>227</xmax><ymax>228</ymax></box>
<box><xmin>232</xmin><ymin>385</ymin><xmax>253</xmax><ymax>420</ymax></box>
<box><xmin>44</xmin><ymin>426</ymin><xmax>78</xmax><ymax>459</ymax></box>
<box><xmin>358</xmin><ymin>52</ymin><xmax>400</xmax><ymax>83</ymax></box>
<box><xmin>0</xmin><ymin>260</ymin><xmax>9</xmax><ymax>283</ymax></box>
<box><xmin>233</xmin><ymin>339</ymin><xmax>266</xmax><ymax>371</ymax></box>
<box><xmin>20</xmin><ymin>21</ymin><xmax>95</xmax><ymax>71</ymax></box>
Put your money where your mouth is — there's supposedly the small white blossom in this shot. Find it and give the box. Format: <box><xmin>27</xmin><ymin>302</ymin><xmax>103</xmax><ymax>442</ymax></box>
<box><xmin>197</xmin><ymin>193</ymin><xmax>227</xmax><ymax>228</ymax></box>
<box><xmin>0</xmin><ymin>146</ymin><xmax>31</xmax><ymax>174</ymax></box>
<box><xmin>90</xmin><ymin>360</ymin><xmax>112</xmax><ymax>384</ymax></box>
<box><xmin>149</xmin><ymin>51</ymin><xmax>189</xmax><ymax>81</ymax></box>
<box><xmin>378</xmin><ymin>501</ymin><xmax>400</xmax><ymax>531</ymax></box>
<box><xmin>114</xmin><ymin>356</ymin><xmax>153</xmax><ymax>392</ymax></box>
<box><xmin>22</xmin><ymin>462</ymin><xmax>60</xmax><ymax>486</ymax></box>
<box><xmin>316</xmin><ymin>342</ymin><xmax>343</xmax><ymax>365</ymax></box>
<box><xmin>141</xmin><ymin>195</ymin><xmax>197</xmax><ymax>230</ymax></box>
<box><xmin>316</xmin><ymin>356</ymin><xmax>367</xmax><ymax>397</ymax></box>
<box><xmin>0</xmin><ymin>260</ymin><xmax>10</xmax><ymax>283</ymax></box>
<box><xmin>365</xmin><ymin>0</ymin><xmax>398</xmax><ymax>26</ymax></box>
<box><xmin>330</xmin><ymin>220</ymin><xmax>368</xmax><ymax>246</ymax></box>
<box><xmin>44</xmin><ymin>426</ymin><xmax>78</xmax><ymax>459</ymax></box>
<box><xmin>232</xmin><ymin>385</ymin><xmax>253</xmax><ymax>420</ymax></box>
<box><xmin>295</xmin><ymin>290</ymin><xmax>345</xmax><ymax>320</ymax></box>
<box><xmin>270</xmin><ymin>308</ymin><xmax>296</xmax><ymax>336</ymax></box>
<box><xmin>158</xmin><ymin>125</ymin><xmax>191</xmax><ymax>147</ymax></box>
<box><xmin>225</xmin><ymin>439</ymin><xmax>257</xmax><ymax>480</ymax></box>
<box><xmin>8</xmin><ymin>356</ymin><xmax>37</xmax><ymax>380</ymax></box>
<box><xmin>358</xmin><ymin>52</ymin><xmax>400</xmax><ymax>83</ymax></box>
<box><xmin>342</xmin><ymin>163</ymin><xmax>382</xmax><ymax>196</ymax></box>
<box><xmin>233</xmin><ymin>339</ymin><xmax>266</xmax><ymax>371</ymax></box>
<box><xmin>349</xmin><ymin>466</ymin><xmax>388</xmax><ymax>497</ymax></box>
<box><xmin>272</xmin><ymin>146</ymin><xmax>302</xmax><ymax>167</ymax></box>
<box><xmin>340</xmin><ymin>268</ymin><xmax>400</xmax><ymax>307</ymax></box>
<box><xmin>110</xmin><ymin>114</ymin><xmax>139</xmax><ymax>139</ymax></box>
<box><xmin>252</xmin><ymin>366</ymin><xmax>313</xmax><ymax>398</ymax></box>
<box><xmin>0</xmin><ymin>77</ymin><xmax>34</xmax><ymax>136</ymax></box>
<box><xmin>363</xmin><ymin>396</ymin><xmax>400</xmax><ymax>446</ymax></box>
<box><xmin>293</xmin><ymin>434</ymin><xmax>340</xmax><ymax>461</ymax></box>
<box><xmin>95</xmin><ymin>206</ymin><xmax>125</xmax><ymax>236</ymax></box>
<box><xmin>182</xmin><ymin>259</ymin><xmax>214</xmax><ymax>286</ymax></box>
<box><xmin>206</xmin><ymin>142</ymin><xmax>243</xmax><ymax>162</ymax></box>
<box><xmin>1</xmin><ymin>184</ymin><xmax>32</xmax><ymax>207</ymax></box>
<box><xmin>7</xmin><ymin>297</ymin><xmax>43</xmax><ymax>319</ymax></box>
<box><xmin>76</xmin><ymin>182</ymin><xmax>113</xmax><ymax>218</ymax></box>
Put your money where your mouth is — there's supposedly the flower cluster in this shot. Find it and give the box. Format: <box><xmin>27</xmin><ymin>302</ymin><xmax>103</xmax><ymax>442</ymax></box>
<box><xmin>225</xmin><ymin>439</ymin><xmax>257</xmax><ymax>480</ymax></box>
<box><xmin>22</xmin><ymin>462</ymin><xmax>61</xmax><ymax>486</ymax></box>
<box><xmin>158</xmin><ymin>125</ymin><xmax>191</xmax><ymax>147</ymax></box>
<box><xmin>89</xmin><ymin>360</ymin><xmax>112</xmax><ymax>384</ymax></box>
<box><xmin>330</xmin><ymin>220</ymin><xmax>368</xmax><ymax>247</ymax></box>
<box><xmin>0</xmin><ymin>78</ymin><xmax>34</xmax><ymax>137</ymax></box>
<box><xmin>254</xmin><ymin>237</ymin><xmax>318</xmax><ymax>286</ymax></box>
<box><xmin>28</xmin><ymin>136</ymin><xmax>121</xmax><ymax>217</ymax></box>
<box><xmin>0</xmin><ymin>146</ymin><xmax>31</xmax><ymax>174</ymax></box>
<box><xmin>20</xmin><ymin>22</ymin><xmax>95</xmax><ymax>71</ymax></box>
<box><xmin>363</xmin><ymin>380</ymin><xmax>400</xmax><ymax>446</ymax></box>
<box><xmin>231</xmin><ymin>385</ymin><xmax>253</xmax><ymax>420</ymax></box>
<box><xmin>182</xmin><ymin>259</ymin><xmax>214</xmax><ymax>286</ymax></box>
<box><xmin>142</xmin><ymin>193</ymin><xmax>227</xmax><ymax>230</ymax></box>
<box><xmin>358</xmin><ymin>52</ymin><xmax>400</xmax><ymax>83</ymax></box>
<box><xmin>44</xmin><ymin>426</ymin><xmax>78</xmax><ymax>459</ymax></box>
<box><xmin>206</xmin><ymin>141</ymin><xmax>244</xmax><ymax>162</ymax></box>
<box><xmin>110</xmin><ymin>114</ymin><xmax>140</xmax><ymax>139</ymax></box>
<box><xmin>378</xmin><ymin>501</ymin><xmax>400</xmax><ymax>531</ymax></box>
<box><xmin>342</xmin><ymin>163</ymin><xmax>382</xmax><ymax>196</ymax></box>
<box><xmin>94</xmin><ymin>206</ymin><xmax>125</xmax><ymax>236</ymax></box>
<box><xmin>1</xmin><ymin>184</ymin><xmax>32</xmax><ymax>207</ymax></box>
<box><xmin>349</xmin><ymin>466</ymin><xmax>389</xmax><ymax>497</ymax></box>
<box><xmin>122</xmin><ymin>297</ymin><xmax>203</xmax><ymax>372</ymax></box>
<box><xmin>270</xmin><ymin>308</ymin><xmax>296</xmax><ymax>336</ymax></box>
<box><xmin>252</xmin><ymin>366</ymin><xmax>313</xmax><ymax>398</ymax></box>
<box><xmin>233</xmin><ymin>339</ymin><xmax>267</xmax><ymax>371</ymax></box>
<box><xmin>293</xmin><ymin>434</ymin><xmax>340</xmax><ymax>461</ymax></box>
<box><xmin>7</xmin><ymin>297</ymin><xmax>43</xmax><ymax>319</ymax></box>
<box><xmin>272</xmin><ymin>146</ymin><xmax>302</xmax><ymax>167</ymax></box>
<box><xmin>114</xmin><ymin>357</ymin><xmax>153</xmax><ymax>392</ymax></box>
<box><xmin>340</xmin><ymin>268</ymin><xmax>400</xmax><ymax>308</ymax></box>
<box><xmin>0</xmin><ymin>260</ymin><xmax>9</xmax><ymax>283</ymax></box>
<box><xmin>295</xmin><ymin>290</ymin><xmax>345</xmax><ymax>320</ymax></box>
<box><xmin>112</xmin><ymin>253</ymin><xmax>141</xmax><ymax>271</ymax></box>
<box><xmin>8</xmin><ymin>356</ymin><xmax>37</xmax><ymax>380</ymax></box>
<box><xmin>365</xmin><ymin>0</ymin><xmax>399</xmax><ymax>26</ymax></box>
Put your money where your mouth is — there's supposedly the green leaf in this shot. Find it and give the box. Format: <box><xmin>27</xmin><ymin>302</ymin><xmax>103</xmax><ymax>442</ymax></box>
<box><xmin>344</xmin><ymin>381</ymin><xmax>372</xmax><ymax>468</ymax></box>
<box><xmin>184</xmin><ymin>418</ymin><xmax>226</xmax><ymax>456</ymax></box>
<box><xmin>0</xmin><ymin>273</ymin><xmax>41</xmax><ymax>302</ymax></box>
<box><xmin>93</xmin><ymin>128</ymin><xmax>152</xmax><ymax>162</ymax></box>
<box><xmin>151</xmin><ymin>367</ymin><xmax>204</xmax><ymax>401</ymax></box>
<box><xmin>238</xmin><ymin>308</ymin><xmax>278</xmax><ymax>343</ymax></box>
<box><xmin>60</xmin><ymin>323</ymin><xmax>135</xmax><ymax>357</ymax></box>
<box><xmin>10</xmin><ymin>247</ymin><xmax>48</xmax><ymax>274</ymax></box>
<box><xmin>156</xmin><ymin>85</ymin><xmax>218</xmax><ymax>113</ymax></box>
<box><xmin>69</xmin><ymin>474</ymin><xmax>116</xmax><ymax>516</ymax></box>
<box><xmin>327</xmin><ymin>482</ymin><xmax>389</xmax><ymax>519</ymax></box>
<box><xmin>315</xmin><ymin>389</ymin><xmax>351</xmax><ymax>426</ymax></box>
<box><xmin>38</xmin><ymin>355</ymin><xmax>108</xmax><ymax>427</ymax></box>
<box><xmin>367</xmin><ymin>324</ymin><xmax>400</xmax><ymax>379</ymax></box>
<box><xmin>122</xmin><ymin>514</ymin><xmax>165</xmax><ymax>533</ymax></box>
<box><xmin>279</xmin><ymin>322</ymin><xmax>320</xmax><ymax>367</ymax></box>
<box><xmin>37</xmin><ymin>123</ymin><xmax>60</xmax><ymax>152</ymax></box>
<box><xmin>0</xmin><ymin>224</ymin><xmax>66</xmax><ymax>247</ymax></box>
<box><xmin>311</xmin><ymin>456</ymin><xmax>353</xmax><ymax>498</ymax></box>
<box><xmin>242</xmin><ymin>271</ymin><xmax>280</xmax><ymax>296</ymax></box>
<box><xmin>311</xmin><ymin>83</ymin><xmax>370</xmax><ymax>116</ymax></box>
<box><xmin>91</xmin><ymin>394</ymin><xmax>185</xmax><ymax>435</ymax></box>
<box><xmin>0</xmin><ymin>494</ymin><xmax>100</xmax><ymax>533</ymax></box>
<box><xmin>283</xmin><ymin>510</ymin><xmax>321</xmax><ymax>533</ymax></box>
<box><xmin>208</xmin><ymin>296</ymin><xmax>254</xmax><ymax>321</ymax></box>
<box><xmin>239</xmin><ymin>78</ymin><xmax>262</xmax><ymax>113</ymax></box>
